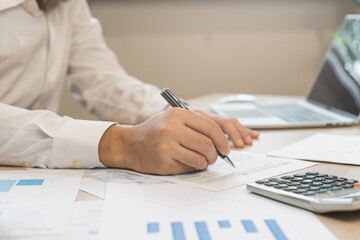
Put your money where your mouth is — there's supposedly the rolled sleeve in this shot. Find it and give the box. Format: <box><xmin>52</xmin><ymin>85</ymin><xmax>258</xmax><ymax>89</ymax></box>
<box><xmin>52</xmin><ymin>117</ymin><xmax>115</xmax><ymax>168</ymax></box>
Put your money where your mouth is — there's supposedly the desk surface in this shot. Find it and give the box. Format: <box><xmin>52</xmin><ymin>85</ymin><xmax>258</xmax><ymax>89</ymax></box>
<box><xmin>3</xmin><ymin>94</ymin><xmax>360</xmax><ymax>240</ymax></box>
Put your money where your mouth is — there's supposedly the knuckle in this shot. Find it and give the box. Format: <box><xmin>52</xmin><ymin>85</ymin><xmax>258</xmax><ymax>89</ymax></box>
<box><xmin>208</xmin><ymin>119</ymin><xmax>219</xmax><ymax>129</ymax></box>
<box><xmin>158</xmin><ymin>125</ymin><xmax>174</xmax><ymax>138</ymax></box>
<box><xmin>156</xmin><ymin>143</ymin><xmax>170</xmax><ymax>154</ymax></box>
<box><xmin>201</xmin><ymin>138</ymin><xmax>214</xmax><ymax>153</ymax></box>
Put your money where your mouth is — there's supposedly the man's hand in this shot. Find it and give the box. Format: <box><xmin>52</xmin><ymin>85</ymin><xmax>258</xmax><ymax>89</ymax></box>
<box><xmin>99</xmin><ymin>108</ymin><xmax>230</xmax><ymax>175</ymax></box>
<box><xmin>192</xmin><ymin>109</ymin><xmax>259</xmax><ymax>148</ymax></box>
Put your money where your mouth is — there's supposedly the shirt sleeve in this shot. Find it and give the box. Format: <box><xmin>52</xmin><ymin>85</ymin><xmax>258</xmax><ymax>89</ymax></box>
<box><xmin>66</xmin><ymin>0</ymin><xmax>168</xmax><ymax>125</ymax></box>
<box><xmin>0</xmin><ymin>103</ymin><xmax>115</xmax><ymax>168</ymax></box>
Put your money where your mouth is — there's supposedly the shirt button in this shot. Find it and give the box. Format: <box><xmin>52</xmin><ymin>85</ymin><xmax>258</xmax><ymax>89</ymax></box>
<box><xmin>25</xmin><ymin>0</ymin><xmax>32</xmax><ymax>12</ymax></box>
<box><xmin>33</xmin><ymin>103</ymin><xmax>43</xmax><ymax>110</ymax></box>
<box><xmin>22</xmin><ymin>161</ymin><xmax>31</xmax><ymax>168</ymax></box>
<box><xmin>72</xmin><ymin>160</ymin><xmax>82</xmax><ymax>168</ymax></box>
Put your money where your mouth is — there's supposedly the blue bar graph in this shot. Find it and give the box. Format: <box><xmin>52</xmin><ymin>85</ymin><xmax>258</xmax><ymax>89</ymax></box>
<box><xmin>218</xmin><ymin>220</ymin><xmax>231</xmax><ymax>228</ymax></box>
<box><xmin>241</xmin><ymin>220</ymin><xmax>258</xmax><ymax>233</ymax></box>
<box><xmin>171</xmin><ymin>222</ymin><xmax>186</xmax><ymax>240</ymax></box>
<box><xmin>147</xmin><ymin>222</ymin><xmax>159</xmax><ymax>233</ymax></box>
<box><xmin>0</xmin><ymin>180</ymin><xmax>16</xmax><ymax>192</ymax></box>
<box><xmin>17</xmin><ymin>179</ymin><xmax>44</xmax><ymax>186</ymax></box>
<box><xmin>265</xmin><ymin>219</ymin><xmax>288</xmax><ymax>240</ymax></box>
<box><xmin>195</xmin><ymin>221</ymin><xmax>211</xmax><ymax>240</ymax></box>
<box><xmin>146</xmin><ymin>219</ymin><xmax>288</xmax><ymax>240</ymax></box>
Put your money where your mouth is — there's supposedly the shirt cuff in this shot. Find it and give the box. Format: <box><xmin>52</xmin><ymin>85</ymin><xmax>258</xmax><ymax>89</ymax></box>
<box><xmin>52</xmin><ymin>117</ymin><xmax>115</xmax><ymax>168</ymax></box>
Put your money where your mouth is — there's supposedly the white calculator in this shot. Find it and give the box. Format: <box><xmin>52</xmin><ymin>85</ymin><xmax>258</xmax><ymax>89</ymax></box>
<box><xmin>247</xmin><ymin>171</ymin><xmax>360</xmax><ymax>213</ymax></box>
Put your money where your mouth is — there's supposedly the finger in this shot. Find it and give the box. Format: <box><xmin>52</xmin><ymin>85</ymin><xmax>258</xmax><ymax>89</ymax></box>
<box><xmin>248</xmin><ymin>128</ymin><xmax>260</xmax><ymax>138</ymax></box>
<box><xmin>160</xmin><ymin>159</ymin><xmax>196</xmax><ymax>175</ymax></box>
<box><xmin>233</xmin><ymin>120</ymin><xmax>254</xmax><ymax>145</ymax></box>
<box><xmin>220</xmin><ymin>120</ymin><xmax>245</xmax><ymax>148</ymax></box>
<box><xmin>173</xmin><ymin>145</ymin><xmax>210</xmax><ymax>169</ymax></box>
<box><xmin>179</xmin><ymin>110</ymin><xmax>230</xmax><ymax>156</ymax></box>
<box><xmin>176</xmin><ymin>127</ymin><xmax>218</xmax><ymax>165</ymax></box>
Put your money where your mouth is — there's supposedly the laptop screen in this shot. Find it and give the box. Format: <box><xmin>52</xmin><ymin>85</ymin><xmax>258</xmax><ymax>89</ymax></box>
<box><xmin>307</xmin><ymin>16</ymin><xmax>360</xmax><ymax>117</ymax></box>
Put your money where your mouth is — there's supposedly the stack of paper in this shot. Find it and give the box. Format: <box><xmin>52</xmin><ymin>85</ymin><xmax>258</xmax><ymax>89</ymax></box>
<box><xmin>268</xmin><ymin>133</ymin><xmax>360</xmax><ymax>165</ymax></box>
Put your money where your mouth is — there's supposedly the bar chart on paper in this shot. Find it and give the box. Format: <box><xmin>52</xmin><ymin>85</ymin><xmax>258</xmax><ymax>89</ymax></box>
<box><xmin>145</xmin><ymin>218</ymin><xmax>287</xmax><ymax>240</ymax></box>
<box><xmin>0</xmin><ymin>169</ymin><xmax>83</xmax><ymax>237</ymax></box>
<box><xmin>0</xmin><ymin>179</ymin><xmax>45</xmax><ymax>192</ymax></box>
<box><xmin>100</xmin><ymin>183</ymin><xmax>336</xmax><ymax>240</ymax></box>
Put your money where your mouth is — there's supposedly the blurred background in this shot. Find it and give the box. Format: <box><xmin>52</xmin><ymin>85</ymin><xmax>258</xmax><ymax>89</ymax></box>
<box><xmin>59</xmin><ymin>0</ymin><xmax>360</xmax><ymax>120</ymax></box>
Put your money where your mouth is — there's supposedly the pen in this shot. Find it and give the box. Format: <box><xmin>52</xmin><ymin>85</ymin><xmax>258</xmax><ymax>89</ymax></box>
<box><xmin>160</xmin><ymin>88</ymin><xmax>236</xmax><ymax>168</ymax></box>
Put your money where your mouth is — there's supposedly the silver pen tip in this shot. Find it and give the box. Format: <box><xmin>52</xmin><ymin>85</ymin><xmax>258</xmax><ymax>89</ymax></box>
<box><xmin>224</xmin><ymin>156</ymin><xmax>236</xmax><ymax>168</ymax></box>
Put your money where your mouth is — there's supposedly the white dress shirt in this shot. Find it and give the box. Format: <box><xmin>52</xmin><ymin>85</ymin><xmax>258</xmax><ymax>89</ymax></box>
<box><xmin>0</xmin><ymin>0</ymin><xmax>167</xmax><ymax>168</ymax></box>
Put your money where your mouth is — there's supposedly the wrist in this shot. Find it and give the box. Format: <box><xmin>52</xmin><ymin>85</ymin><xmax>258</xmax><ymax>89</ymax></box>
<box><xmin>98</xmin><ymin>124</ymin><xmax>134</xmax><ymax>169</ymax></box>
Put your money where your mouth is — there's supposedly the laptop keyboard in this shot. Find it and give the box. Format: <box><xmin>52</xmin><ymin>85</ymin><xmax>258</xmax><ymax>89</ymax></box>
<box><xmin>258</xmin><ymin>104</ymin><xmax>338</xmax><ymax>122</ymax></box>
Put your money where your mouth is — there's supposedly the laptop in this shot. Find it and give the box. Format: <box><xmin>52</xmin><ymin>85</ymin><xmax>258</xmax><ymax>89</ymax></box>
<box><xmin>210</xmin><ymin>15</ymin><xmax>360</xmax><ymax>129</ymax></box>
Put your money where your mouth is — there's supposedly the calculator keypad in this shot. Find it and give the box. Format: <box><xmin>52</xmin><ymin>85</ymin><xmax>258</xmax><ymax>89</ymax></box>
<box><xmin>255</xmin><ymin>172</ymin><xmax>359</xmax><ymax>199</ymax></box>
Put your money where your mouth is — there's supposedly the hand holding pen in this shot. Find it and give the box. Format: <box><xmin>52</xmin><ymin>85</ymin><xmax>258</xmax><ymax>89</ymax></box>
<box><xmin>99</xmin><ymin>88</ymin><xmax>258</xmax><ymax>175</ymax></box>
<box><xmin>161</xmin><ymin>88</ymin><xmax>235</xmax><ymax>168</ymax></box>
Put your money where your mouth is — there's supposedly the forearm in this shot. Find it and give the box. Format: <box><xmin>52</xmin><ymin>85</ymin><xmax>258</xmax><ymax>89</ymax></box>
<box><xmin>0</xmin><ymin>103</ymin><xmax>114</xmax><ymax>168</ymax></box>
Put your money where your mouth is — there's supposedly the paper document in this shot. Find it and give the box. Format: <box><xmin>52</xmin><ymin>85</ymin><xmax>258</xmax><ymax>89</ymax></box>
<box><xmin>268</xmin><ymin>133</ymin><xmax>360</xmax><ymax>165</ymax></box>
<box><xmin>2</xmin><ymin>201</ymin><xmax>104</xmax><ymax>240</ymax></box>
<box><xmin>0</xmin><ymin>169</ymin><xmax>83</xmax><ymax>237</ymax></box>
<box><xmin>80</xmin><ymin>169</ymin><xmax>167</xmax><ymax>198</ymax></box>
<box><xmin>99</xmin><ymin>183</ymin><xmax>335</xmax><ymax>240</ymax></box>
<box><xmin>122</xmin><ymin>151</ymin><xmax>316</xmax><ymax>191</ymax></box>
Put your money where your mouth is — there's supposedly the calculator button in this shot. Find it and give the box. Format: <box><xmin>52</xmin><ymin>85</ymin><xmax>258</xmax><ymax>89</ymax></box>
<box><xmin>299</xmin><ymin>184</ymin><xmax>310</xmax><ymax>189</ymax></box>
<box><xmin>278</xmin><ymin>179</ymin><xmax>291</xmax><ymax>184</ymax></box>
<box><xmin>344</xmin><ymin>180</ymin><xmax>358</xmax><ymax>184</ymax></box>
<box><xmin>310</xmin><ymin>186</ymin><xmax>320</xmax><ymax>191</ymax></box>
<box><xmin>265</xmin><ymin>182</ymin><xmax>278</xmax><ymax>187</ymax></box>
<box><xmin>318</xmin><ymin>173</ymin><xmax>328</xmax><ymax>177</ymax></box>
<box><xmin>288</xmin><ymin>182</ymin><xmax>300</xmax><ymax>186</ymax></box>
<box><xmin>325</xmin><ymin>175</ymin><xmax>337</xmax><ymax>180</ymax></box>
<box><xmin>306</xmin><ymin>171</ymin><xmax>319</xmax><ymax>175</ymax></box>
<box><xmin>255</xmin><ymin>179</ymin><xmax>269</xmax><ymax>184</ymax></box>
<box><xmin>294</xmin><ymin>173</ymin><xmax>307</xmax><ymax>177</ymax></box>
<box><xmin>305</xmin><ymin>175</ymin><xmax>316</xmax><ymax>180</ymax></box>
<box><xmin>274</xmin><ymin>184</ymin><xmax>287</xmax><ymax>189</ymax></box>
<box><xmin>355</xmin><ymin>183</ymin><xmax>360</xmax><ymax>187</ymax></box>
<box><xmin>303</xmin><ymin>191</ymin><xmax>316</xmax><ymax>196</ymax></box>
<box><xmin>269</xmin><ymin>178</ymin><xmax>280</xmax><ymax>182</ymax></box>
<box><xmin>335</xmin><ymin>178</ymin><xmax>347</xmax><ymax>182</ymax></box>
<box><xmin>333</xmin><ymin>182</ymin><xmax>344</xmax><ymax>187</ymax></box>
<box><xmin>316</xmin><ymin>189</ymin><xmax>329</xmax><ymax>194</ymax></box>
<box><xmin>301</xmin><ymin>180</ymin><xmax>313</xmax><ymax>184</ymax></box>
<box><xmin>292</xmin><ymin>177</ymin><xmax>303</xmax><ymax>182</ymax></box>
<box><xmin>324</xmin><ymin>180</ymin><xmax>335</xmax><ymax>184</ymax></box>
<box><xmin>321</xmin><ymin>184</ymin><xmax>332</xmax><ymax>189</ymax></box>
<box><xmin>342</xmin><ymin>184</ymin><xmax>354</xmax><ymax>189</ymax></box>
<box><xmin>281</xmin><ymin>175</ymin><xmax>294</xmax><ymax>180</ymax></box>
<box><xmin>314</xmin><ymin>177</ymin><xmax>325</xmax><ymax>181</ymax></box>
<box><xmin>310</xmin><ymin>182</ymin><xmax>323</xmax><ymax>186</ymax></box>
<box><xmin>284</xmin><ymin>186</ymin><xmax>298</xmax><ymax>191</ymax></box>
<box><xmin>329</xmin><ymin>187</ymin><xmax>342</xmax><ymax>191</ymax></box>
<box><xmin>293</xmin><ymin>189</ymin><xmax>307</xmax><ymax>194</ymax></box>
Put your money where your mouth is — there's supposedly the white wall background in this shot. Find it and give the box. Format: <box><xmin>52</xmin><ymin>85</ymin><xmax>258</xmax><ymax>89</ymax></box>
<box><xmin>59</xmin><ymin>0</ymin><xmax>359</xmax><ymax>120</ymax></box>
